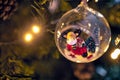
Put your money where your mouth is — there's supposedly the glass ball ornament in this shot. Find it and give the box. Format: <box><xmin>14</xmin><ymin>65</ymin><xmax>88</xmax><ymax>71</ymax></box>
<box><xmin>55</xmin><ymin>0</ymin><xmax>111</xmax><ymax>63</ymax></box>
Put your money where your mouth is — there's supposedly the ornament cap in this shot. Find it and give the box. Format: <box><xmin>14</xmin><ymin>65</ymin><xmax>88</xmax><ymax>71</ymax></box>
<box><xmin>76</xmin><ymin>0</ymin><xmax>88</xmax><ymax>12</ymax></box>
<box><xmin>78</xmin><ymin>0</ymin><xmax>88</xmax><ymax>7</ymax></box>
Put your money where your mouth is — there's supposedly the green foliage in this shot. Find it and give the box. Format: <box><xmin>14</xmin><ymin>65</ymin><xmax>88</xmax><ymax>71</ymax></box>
<box><xmin>108</xmin><ymin>4</ymin><xmax>120</xmax><ymax>25</ymax></box>
<box><xmin>60</xmin><ymin>0</ymin><xmax>72</xmax><ymax>12</ymax></box>
<box><xmin>31</xmin><ymin>1</ymin><xmax>46</xmax><ymax>24</ymax></box>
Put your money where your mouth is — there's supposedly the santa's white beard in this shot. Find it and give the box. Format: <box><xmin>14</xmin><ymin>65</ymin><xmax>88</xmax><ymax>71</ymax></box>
<box><xmin>67</xmin><ymin>39</ymin><xmax>77</xmax><ymax>45</ymax></box>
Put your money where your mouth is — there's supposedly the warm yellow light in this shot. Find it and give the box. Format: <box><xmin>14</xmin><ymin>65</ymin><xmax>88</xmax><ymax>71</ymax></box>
<box><xmin>111</xmin><ymin>48</ymin><xmax>120</xmax><ymax>59</ymax></box>
<box><xmin>32</xmin><ymin>25</ymin><xmax>40</xmax><ymax>33</ymax></box>
<box><xmin>115</xmin><ymin>36</ymin><xmax>120</xmax><ymax>45</ymax></box>
<box><xmin>24</xmin><ymin>33</ymin><xmax>33</xmax><ymax>42</ymax></box>
<box><xmin>95</xmin><ymin>0</ymin><xmax>98</xmax><ymax>2</ymax></box>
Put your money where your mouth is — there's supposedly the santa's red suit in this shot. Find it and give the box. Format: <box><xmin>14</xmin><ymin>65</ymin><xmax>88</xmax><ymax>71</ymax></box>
<box><xmin>67</xmin><ymin>37</ymin><xmax>87</xmax><ymax>56</ymax></box>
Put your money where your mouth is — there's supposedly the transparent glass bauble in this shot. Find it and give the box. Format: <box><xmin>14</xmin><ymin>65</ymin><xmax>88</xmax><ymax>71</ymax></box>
<box><xmin>55</xmin><ymin>1</ymin><xmax>111</xmax><ymax>63</ymax></box>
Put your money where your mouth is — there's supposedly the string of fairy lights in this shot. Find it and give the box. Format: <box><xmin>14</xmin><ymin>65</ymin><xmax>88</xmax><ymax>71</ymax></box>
<box><xmin>111</xmin><ymin>35</ymin><xmax>120</xmax><ymax>60</ymax></box>
<box><xmin>0</xmin><ymin>25</ymin><xmax>41</xmax><ymax>45</ymax></box>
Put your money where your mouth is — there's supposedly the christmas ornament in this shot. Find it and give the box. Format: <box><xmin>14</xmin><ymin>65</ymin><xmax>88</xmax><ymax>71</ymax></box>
<box><xmin>0</xmin><ymin>0</ymin><xmax>18</xmax><ymax>20</ymax></box>
<box><xmin>55</xmin><ymin>0</ymin><xmax>111</xmax><ymax>63</ymax></box>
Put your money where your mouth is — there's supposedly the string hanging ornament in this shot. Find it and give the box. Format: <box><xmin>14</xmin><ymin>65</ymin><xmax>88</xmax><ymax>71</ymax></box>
<box><xmin>55</xmin><ymin>0</ymin><xmax>111</xmax><ymax>63</ymax></box>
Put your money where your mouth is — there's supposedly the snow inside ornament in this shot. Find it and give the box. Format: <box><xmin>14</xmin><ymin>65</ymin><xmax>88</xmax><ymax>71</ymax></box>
<box><xmin>55</xmin><ymin>0</ymin><xmax>111</xmax><ymax>63</ymax></box>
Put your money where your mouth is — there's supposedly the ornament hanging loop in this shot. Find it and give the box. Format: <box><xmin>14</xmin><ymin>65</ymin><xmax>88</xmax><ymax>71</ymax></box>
<box><xmin>81</xmin><ymin>0</ymin><xmax>87</xmax><ymax>5</ymax></box>
<box><xmin>78</xmin><ymin>0</ymin><xmax>88</xmax><ymax>6</ymax></box>
<box><xmin>76</xmin><ymin>0</ymin><xmax>88</xmax><ymax>12</ymax></box>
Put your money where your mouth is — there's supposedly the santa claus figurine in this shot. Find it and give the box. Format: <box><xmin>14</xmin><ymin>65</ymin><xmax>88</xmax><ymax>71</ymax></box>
<box><xmin>65</xmin><ymin>31</ymin><xmax>88</xmax><ymax>58</ymax></box>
